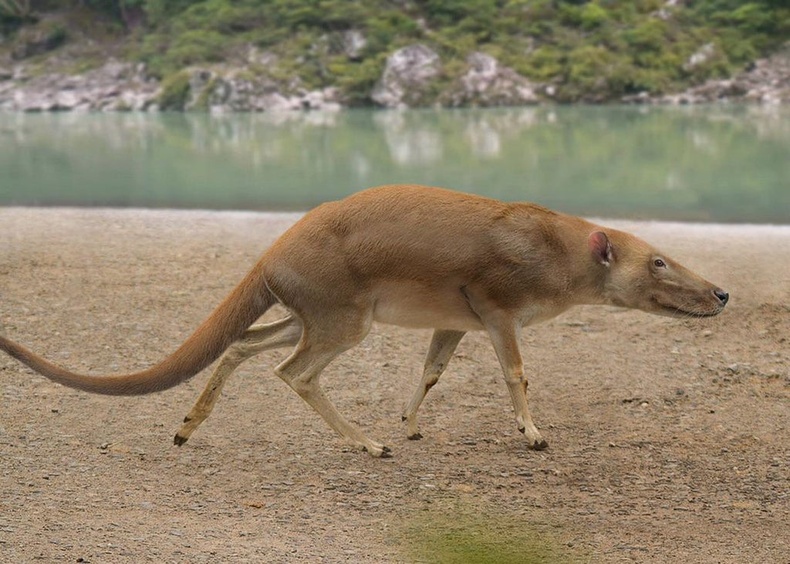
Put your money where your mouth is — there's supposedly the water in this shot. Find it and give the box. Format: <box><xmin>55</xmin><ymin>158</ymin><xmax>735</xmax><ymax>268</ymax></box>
<box><xmin>1</xmin><ymin>106</ymin><xmax>788</xmax><ymax>224</ymax></box>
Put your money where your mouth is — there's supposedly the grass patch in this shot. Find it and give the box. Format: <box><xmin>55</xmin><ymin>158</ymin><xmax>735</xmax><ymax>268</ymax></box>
<box><xmin>398</xmin><ymin>505</ymin><xmax>585</xmax><ymax>563</ymax></box>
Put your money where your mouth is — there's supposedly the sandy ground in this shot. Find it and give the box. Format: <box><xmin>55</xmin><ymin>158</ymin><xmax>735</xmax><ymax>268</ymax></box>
<box><xmin>0</xmin><ymin>207</ymin><xmax>788</xmax><ymax>563</ymax></box>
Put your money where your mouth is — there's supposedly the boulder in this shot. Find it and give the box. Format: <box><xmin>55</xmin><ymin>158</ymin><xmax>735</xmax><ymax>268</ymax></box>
<box><xmin>684</xmin><ymin>43</ymin><xmax>717</xmax><ymax>72</ymax></box>
<box><xmin>450</xmin><ymin>52</ymin><xmax>540</xmax><ymax>107</ymax></box>
<box><xmin>342</xmin><ymin>30</ymin><xmax>367</xmax><ymax>60</ymax></box>
<box><xmin>15</xmin><ymin>89</ymin><xmax>58</xmax><ymax>111</ymax></box>
<box><xmin>371</xmin><ymin>44</ymin><xmax>441</xmax><ymax>108</ymax></box>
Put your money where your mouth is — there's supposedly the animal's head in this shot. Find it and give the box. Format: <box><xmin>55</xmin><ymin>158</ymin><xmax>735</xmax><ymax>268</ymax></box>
<box><xmin>588</xmin><ymin>230</ymin><xmax>728</xmax><ymax>318</ymax></box>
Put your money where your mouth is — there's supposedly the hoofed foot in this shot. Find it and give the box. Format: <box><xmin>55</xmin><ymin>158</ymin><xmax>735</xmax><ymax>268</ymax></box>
<box><xmin>403</xmin><ymin>415</ymin><xmax>424</xmax><ymax>441</ymax></box>
<box><xmin>519</xmin><ymin>426</ymin><xmax>548</xmax><ymax>450</ymax></box>
<box><xmin>362</xmin><ymin>444</ymin><xmax>393</xmax><ymax>458</ymax></box>
<box><xmin>529</xmin><ymin>438</ymin><xmax>549</xmax><ymax>451</ymax></box>
<box><xmin>175</xmin><ymin>413</ymin><xmax>206</xmax><ymax>446</ymax></box>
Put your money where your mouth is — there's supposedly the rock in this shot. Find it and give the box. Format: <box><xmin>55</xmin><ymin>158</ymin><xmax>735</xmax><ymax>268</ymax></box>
<box><xmin>246</xmin><ymin>46</ymin><xmax>278</xmax><ymax>67</ymax></box>
<box><xmin>177</xmin><ymin>67</ymin><xmax>343</xmax><ymax>113</ymax></box>
<box><xmin>12</xmin><ymin>65</ymin><xmax>28</xmax><ymax>81</ymax></box>
<box><xmin>342</xmin><ymin>30</ymin><xmax>367</xmax><ymax>60</ymax></box>
<box><xmin>0</xmin><ymin>58</ymin><xmax>159</xmax><ymax>112</ymax></box>
<box><xmin>449</xmin><ymin>52</ymin><xmax>540</xmax><ymax>107</ymax></box>
<box><xmin>15</xmin><ymin>91</ymin><xmax>56</xmax><ymax>112</ymax></box>
<box><xmin>301</xmin><ymin>87</ymin><xmax>342</xmax><ymax>111</ymax></box>
<box><xmin>371</xmin><ymin>44</ymin><xmax>441</xmax><ymax>108</ymax></box>
<box><xmin>684</xmin><ymin>43</ymin><xmax>717</xmax><ymax>71</ymax></box>
<box><xmin>52</xmin><ymin>90</ymin><xmax>82</xmax><ymax>111</ymax></box>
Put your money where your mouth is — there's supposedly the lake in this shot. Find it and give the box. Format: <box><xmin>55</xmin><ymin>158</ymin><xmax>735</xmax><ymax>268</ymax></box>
<box><xmin>1</xmin><ymin>106</ymin><xmax>788</xmax><ymax>224</ymax></box>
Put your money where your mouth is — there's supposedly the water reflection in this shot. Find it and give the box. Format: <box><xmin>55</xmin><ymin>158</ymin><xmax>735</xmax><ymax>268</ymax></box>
<box><xmin>374</xmin><ymin>111</ymin><xmax>444</xmax><ymax>165</ymax></box>
<box><xmin>0</xmin><ymin>106</ymin><xmax>788</xmax><ymax>223</ymax></box>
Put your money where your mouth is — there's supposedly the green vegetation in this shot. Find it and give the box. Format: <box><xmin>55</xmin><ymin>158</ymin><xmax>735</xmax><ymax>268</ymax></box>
<box><xmin>157</xmin><ymin>69</ymin><xmax>191</xmax><ymax>110</ymax></box>
<box><xmin>399</xmin><ymin>506</ymin><xmax>585</xmax><ymax>563</ymax></box>
<box><xmin>2</xmin><ymin>0</ymin><xmax>789</xmax><ymax>104</ymax></box>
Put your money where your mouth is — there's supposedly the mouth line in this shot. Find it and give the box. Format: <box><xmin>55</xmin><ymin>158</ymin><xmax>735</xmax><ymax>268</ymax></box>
<box><xmin>654</xmin><ymin>299</ymin><xmax>723</xmax><ymax>318</ymax></box>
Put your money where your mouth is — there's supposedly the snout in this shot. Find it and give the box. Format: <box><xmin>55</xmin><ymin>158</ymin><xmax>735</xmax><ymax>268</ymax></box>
<box><xmin>713</xmin><ymin>288</ymin><xmax>729</xmax><ymax>307</ymax></box>
<box><xmin>649</xmin><ymin>283</ymin><xmax>729</xmax><ymax>318</ymax></box>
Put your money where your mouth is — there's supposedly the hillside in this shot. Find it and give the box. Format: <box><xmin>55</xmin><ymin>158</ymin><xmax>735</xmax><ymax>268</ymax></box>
<box><xmin>1</xmin><ymin>1</ymin><xmax>789</xmax><ymax>110</ymax></box>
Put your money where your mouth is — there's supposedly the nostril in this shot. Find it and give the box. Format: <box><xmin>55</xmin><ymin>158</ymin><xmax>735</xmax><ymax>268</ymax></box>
<box><xmin>714</xmin><ymin>289</ymin><xmax>729</xmax><ymax>305</ymax></box>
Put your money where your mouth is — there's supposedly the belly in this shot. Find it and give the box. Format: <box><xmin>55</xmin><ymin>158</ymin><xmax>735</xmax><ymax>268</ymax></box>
<box><xmin>371</xmin><ymin>281</ymin><xmax>484</xmax><ymax>331</ymax></box>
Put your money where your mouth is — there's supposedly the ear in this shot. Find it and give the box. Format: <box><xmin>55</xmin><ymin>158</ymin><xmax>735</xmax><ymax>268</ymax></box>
<box><xmin>588</xmin><ymin>231</ymin><xmax>614</xmax><ymax>266</ymax></box>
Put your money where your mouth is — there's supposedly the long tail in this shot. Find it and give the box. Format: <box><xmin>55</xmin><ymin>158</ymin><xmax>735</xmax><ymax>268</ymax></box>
<box><xmin>0</xmin><ymin>267</ymin><xmax>276</xmax><ymax>396</ymax></box>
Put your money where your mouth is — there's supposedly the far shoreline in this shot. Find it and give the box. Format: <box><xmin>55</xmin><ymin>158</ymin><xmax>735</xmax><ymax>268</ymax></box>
<box><xmin>2</xmin><ymin>205</ymin><xmax>789</xmax><ymax>230</ymax></box>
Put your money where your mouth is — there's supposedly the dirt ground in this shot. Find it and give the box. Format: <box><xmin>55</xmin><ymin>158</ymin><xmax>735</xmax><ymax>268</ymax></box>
<box><xmin>0</xmin><ymin>207</ymin><xmax>787</xmax><ymax>563</ymax></box>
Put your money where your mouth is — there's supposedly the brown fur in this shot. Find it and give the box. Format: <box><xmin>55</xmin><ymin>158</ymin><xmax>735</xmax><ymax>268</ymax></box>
<box><xmin>0</xmin><ymin>184</ymin><xmax>728</xmax><ymax>457</ymax></box>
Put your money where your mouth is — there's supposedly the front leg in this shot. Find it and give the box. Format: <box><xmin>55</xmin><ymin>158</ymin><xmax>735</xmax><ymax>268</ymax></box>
<box><xmin>485</xmin><ymin>320</ymin><xmax>547</xmax><ymax>450</ymax></box>
<box><xmin>461</xmin><ymin>286</ymin><xmax>548</xmax><ymax>450</ymax></box>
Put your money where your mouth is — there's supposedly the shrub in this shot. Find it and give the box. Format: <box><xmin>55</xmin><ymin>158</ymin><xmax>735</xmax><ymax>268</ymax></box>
<box><xmin>564</xmin><ymin>45</ymin><xmax>618</xmax><ymax>101</ymax></box>
<box><xmin>578</xmin><ymin>3</ymin><xmax>609</xmax><ymax>30</ymax></box>
<box><xmin>332</xmin><ymin>53</ymin><xmax>386</xmax><ymax>106</ymax></box>
<box><xmin>158</xmin><ymin>70</ymin><xmax>191</xmax><ymax>110</ymax></box>
<box><xmin>167</xmin><ymin>30</ymin><xmax>227</xmax><ymax>67</ymax></box>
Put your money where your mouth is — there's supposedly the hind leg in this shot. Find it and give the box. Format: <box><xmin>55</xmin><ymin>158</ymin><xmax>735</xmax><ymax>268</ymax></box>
<box><xmin>174</xmin><ymin>315</ymin><xmax>302</xmax><ymax>445</ymax></box>
<box><xmin>275</xmin><ymin>314</ymin><xmax>389</xmax><ymax>457</ymax></box>
<box><xmin>402</xmin><ymin>329</ymin><xmax>465</xmax><ymax>440</ymax></box>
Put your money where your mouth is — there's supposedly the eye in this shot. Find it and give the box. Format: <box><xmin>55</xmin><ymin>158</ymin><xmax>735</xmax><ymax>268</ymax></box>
<box><xmin>653</xmin><ymin>258</ymin><xmax>667</xmax><ymax>268</ymax></box>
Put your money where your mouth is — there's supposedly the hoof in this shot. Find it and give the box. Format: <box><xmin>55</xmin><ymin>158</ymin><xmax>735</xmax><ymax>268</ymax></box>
<box><xmin>407</xmin><ymin>432</ymin><xmax>423</xmax><ymax>441</ymax></box>
<box><xmin>173</xmin><ymin>434</ymin><xmax>188</xmax><ymax>446</ymax></box>
<box><xmin>519</xmin><ymin>427</ymin><xmax>548</xmax><ymax>450</ymax></box>
<box><xmin>363</xmin><ymin>445</ymin><xmax>393</xmax><ymax>458</ymax></box>
<box><xmin>529</xmin><ymin>439</ymin><xmax>549</xmax><ymax>451</ymax></box>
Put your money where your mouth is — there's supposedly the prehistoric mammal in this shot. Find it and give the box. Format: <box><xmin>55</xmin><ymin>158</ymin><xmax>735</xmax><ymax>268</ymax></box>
<box><xmin>0</xmin><ymin>184</ymin><xmax>728</xmax><ymax>457</ymax></box>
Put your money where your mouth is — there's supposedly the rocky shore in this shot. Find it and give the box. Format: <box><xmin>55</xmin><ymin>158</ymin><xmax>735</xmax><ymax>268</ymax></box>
<box><xmin>624</xmin><ymin>46</ymin><xmax>790</xmax><ymax>106</ymax></box>
<box><xmin>0</xmin><ymin>42</ymin><xmax>788</xmax><ymax>112</ymax></box>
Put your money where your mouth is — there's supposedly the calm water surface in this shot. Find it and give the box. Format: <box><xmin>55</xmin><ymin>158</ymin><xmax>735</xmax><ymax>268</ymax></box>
<box><xmin>0</xmin><ymin>106</ymin><xmax>788</xmax><ymax>223</ymax></box>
